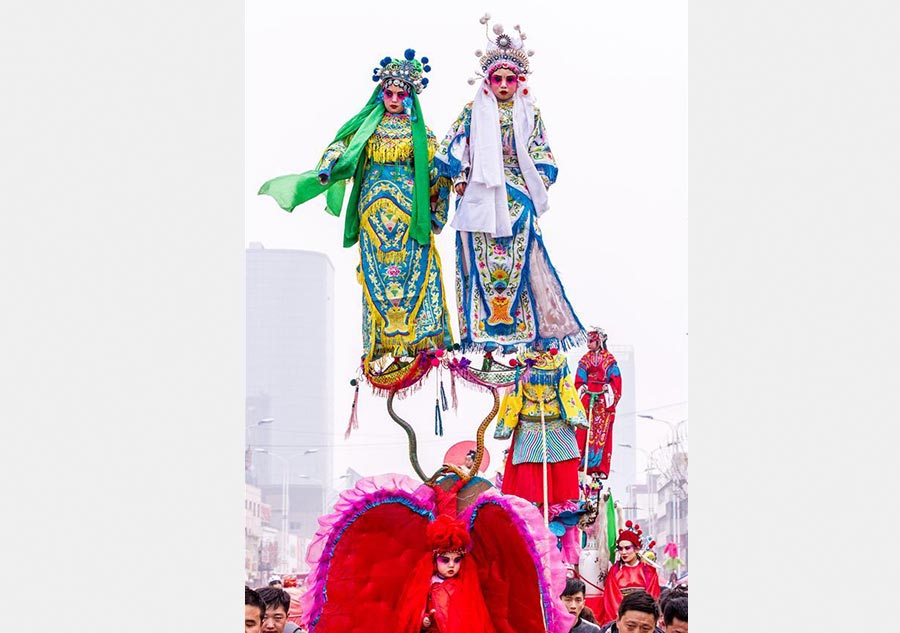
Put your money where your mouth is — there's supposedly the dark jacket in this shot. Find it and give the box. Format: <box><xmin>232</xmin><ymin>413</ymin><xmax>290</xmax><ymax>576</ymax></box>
<box><xmin>571</xmin><ymin>617</ymin><xmax>603</xmax><ymax>633</ymax></box>
<box><xmin>597</xmin><ymin>622</ymin><xmax>664</xmax><ymax>633</ymax></box>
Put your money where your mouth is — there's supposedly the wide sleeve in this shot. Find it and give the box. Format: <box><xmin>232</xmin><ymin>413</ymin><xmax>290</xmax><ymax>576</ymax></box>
<box><xmin>575</xmin><ymin>357</ymin><xmax>589</xmax><ymax>391</ymax></box>
<box><xmin>529</xmin><ymin>107</ymin><xmax>558</xmax><ymax>189</ymax></box>
<box><xmin>558</xmin><ymin>372</ymin><xmax>588</xmax><ymax>429</ymax></box>
<box><xmin>315</xmin><ymin>135</ymin><xmax>351</xmax><ymax>183</ymax></box>
<box><xmin>607</xmin><ymin>362</ymin><xmax>623</xmax><ymax>407</ymax></box>
<box><xmin>494</xmin><ymin>384</ymin><xmax>523</xmax><ymax>439</ymax></box>
<box><xmin>427</xmin><ymin>127</ymin><xmax>452</xmax><ymax>230</ymax></box>
<box><xmin>434</xmin><ymin>102</ymin><xmax>473</xmax><ymax>184</ymax></box>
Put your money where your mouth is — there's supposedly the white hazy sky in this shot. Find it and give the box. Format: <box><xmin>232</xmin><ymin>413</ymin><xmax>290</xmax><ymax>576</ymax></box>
<box><xmin>246</xmin><ymin>0</ymin><xmax>687</xmax><ymax>482</ymax></box>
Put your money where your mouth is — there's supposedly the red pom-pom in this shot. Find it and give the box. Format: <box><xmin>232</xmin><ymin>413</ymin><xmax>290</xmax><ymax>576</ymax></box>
<box><xmin>483</xmin><ymin>89</ymin><xmax>488</xmax><ymax>94</ymax></box>
<box><xmin>435</xmin><ymin>349</ymin><xmax>445</xmax><ymax>358</ymax></box>
<box><xmin>519</xmin><ymin>75</ymin><xmax>526</xmax><ymax>82</ymax></box>
<box><xmin>430</xmin><ymin>358</ymin><xmax>441</xmax><ymax>367</ymax></box>
<box><xmin>427</xmin><ymin>515</ymin><xmax>470</xmax><ymax>552</ymax></box>
<box><xmin>625</xmin><ymin>520</ymin><xmax>633</xmax><ymax>528</ymax></box>
<box><xmin>509</xmin><ymin>358</ymin><xmax>518</xmax><ymax>367</ymax></box>
<box><xmin>649</xmin><ymin>541</ymin><xmax>657</xmax><ymax>548</ymax></box>
<box><xmin>549</xmin><ymin>347</ymin><xmax>558</xmax><ymax>355</ymax></box>
<box><xmin>635</xmin><ymin>524</ymin><xmax>640</xmax><ymax>530</ymax></box>
<box><xmin>523</xmin><ymin>88</ymin><xmax>529</xmax><ymax>95</ymax></box>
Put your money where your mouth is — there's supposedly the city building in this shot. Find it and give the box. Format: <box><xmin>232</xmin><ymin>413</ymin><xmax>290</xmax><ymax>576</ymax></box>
<box><xmin>245</xmin><ymin>244</ymin><xmax>335</xmax><ymax>560</ymax></box>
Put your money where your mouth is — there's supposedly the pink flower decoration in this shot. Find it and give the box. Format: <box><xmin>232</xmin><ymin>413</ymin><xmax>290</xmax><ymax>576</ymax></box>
<box><xmin>493</xmin><ymin>244</ymin><xmax>506</xmax><ymax>256</ymax></box>
<box><xmin>387</xmin><ymin>265</ymin><xmax>401</xmax><ymax>277</ymax></box>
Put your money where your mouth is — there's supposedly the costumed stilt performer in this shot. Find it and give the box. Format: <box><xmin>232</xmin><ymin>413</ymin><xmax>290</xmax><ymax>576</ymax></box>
<box><xmin>435</xmin><ymin>15</ymin><xmax>586</xmax><ymax>354</ymax></box>
<box><xmin>494</xmin><ymin>346</ymin><xmax>587</xmax><ymax>523</ymax></box>
<box><xmin>575</xmin><ymin>328</ymin><xmax>622</xmax><ymax>479</ymax></box>
<box><xmin>598</xmin><ymin>520</ymin><xmax>660</xmax><ymax>625</ymax></box>
<box><xmin>259</xmin><ymin>49</ymin><xmax>454</xmax><ymax>368</ymax></box>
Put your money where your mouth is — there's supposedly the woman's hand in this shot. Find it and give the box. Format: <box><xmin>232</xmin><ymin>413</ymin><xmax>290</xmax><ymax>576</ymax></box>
<box><xmin>422</xmin><ymin>608</ymin><xmax>436</xmax><ymax>629</ymax></box>
<box><xmin>454</xmin><ymin>182</ymin><xmax>467</xmax><ymax>197</ymax></box>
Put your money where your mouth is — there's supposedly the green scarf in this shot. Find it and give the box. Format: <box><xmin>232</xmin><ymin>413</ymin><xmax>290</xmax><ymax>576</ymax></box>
<box><xmin>258</xmin><ymin>87</ymin><xmax>433</xmax><ymax>248</ymax></box>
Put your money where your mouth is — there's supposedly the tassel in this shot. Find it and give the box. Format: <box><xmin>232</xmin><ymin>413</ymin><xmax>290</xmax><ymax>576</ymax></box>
<box><xmin>450</xmin><ymin>369</ymin><xmax>459</xmax><ymax>413</ymax></box>
<box><xmin>440</xmin><ymin>379</ymin><xmax>449</xmax><ymax>412</ymax></box>
<box><xmin>434</xmin><ymin>399</ymin><xmax>444</xmax><ymax>436</ymax></box>
<box><xmin>344</xmin><ymin>380</ymin><xmax>360</xmax><ymax>440</ymax></box>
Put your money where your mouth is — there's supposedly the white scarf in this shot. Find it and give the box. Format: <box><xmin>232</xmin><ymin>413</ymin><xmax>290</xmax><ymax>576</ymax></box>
<box><xmin>451</xmin><ymin>82</ymin><xmax>550</xmax><ymax>237</ymax></box>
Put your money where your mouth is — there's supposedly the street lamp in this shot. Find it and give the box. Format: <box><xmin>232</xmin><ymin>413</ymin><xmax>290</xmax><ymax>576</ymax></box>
<box><xmin>618</xmin><ymin>443</ymin><xmax>662</xmax><ymax>538</ymax></box>
<box><xmin>253</xmin><ymin>448</ymin><xmax>320</xmax><ymax>573</ymax></box>
<box><xmin>637</xmin><ymin>416</ymin><xmax>688</xmax><ymax>554</ymax></box>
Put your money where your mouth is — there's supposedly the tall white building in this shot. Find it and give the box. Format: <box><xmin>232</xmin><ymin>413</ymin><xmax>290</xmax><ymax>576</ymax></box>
<box><xmin>245</xmin><ymin>244</ymin><xmax>335</xmax><ymax>542</ymax></box>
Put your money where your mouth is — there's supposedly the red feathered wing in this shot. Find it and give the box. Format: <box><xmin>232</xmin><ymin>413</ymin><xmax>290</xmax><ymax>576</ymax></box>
<box><xmin>301</xmin><ymin>475</ymin><xmax>435</xmax><ymax>633</ymax></box>
<box><xmin>462</xmin><ymin>489</ymin><xmax>575</xmax><ymax>633</ymax></box>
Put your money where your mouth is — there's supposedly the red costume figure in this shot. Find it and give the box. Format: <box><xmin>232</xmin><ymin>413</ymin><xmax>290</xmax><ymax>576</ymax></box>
<box><xmin>575</xmin><ymin>328</ymin><xmax>622</xmax><ymax>479</ymax></box>
<box><xmin>396</xmin><ymin>515</ymin><xmax>495</xmax><ymax>633</ymax></box>
<box><xmin>599</xmin><ymin>520</ymin><xmax>660</xmax><ymax>625</ymax></box>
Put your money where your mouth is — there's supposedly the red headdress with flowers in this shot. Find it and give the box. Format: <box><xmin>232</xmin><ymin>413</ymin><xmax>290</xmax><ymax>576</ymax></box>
<box><xmin>617</xmin><ymin>519</ymin><xmax>656</xmax><ymax>551</ymax></box>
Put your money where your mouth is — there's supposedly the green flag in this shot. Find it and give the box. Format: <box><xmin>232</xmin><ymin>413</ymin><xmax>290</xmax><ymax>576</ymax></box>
<box><xmin>606</xmin><ymin>493</ymin><xmax>617</xmax><ymax>564</ymax></box>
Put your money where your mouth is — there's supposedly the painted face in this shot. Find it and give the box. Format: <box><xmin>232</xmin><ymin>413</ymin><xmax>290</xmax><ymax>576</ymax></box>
<box><xmin>561</xmin><ymin>592</ymin><xmax>586</xmax><ymax>619</ymax></box>
<box><xmin>617</xmin><ymin>610</ymin><xmax>658</xmax><ymax>633</ymax></box>
<box><xmin>245</xmin><ymin>605</ymin><xmax>263</xmax><ymax>633</ymax></box>
<box><xmin>261</xmin><ymin>604</ymin><xmax>287</xmax><ymax>633</ymax></box>
<box><xmin>435</xmin><ymin>552</ymin><xmax>463</xmax><ymax>578</ymax></box>
<box><xmin>464</xmin><ymin>452</ymin><xmax>475</xmax><ymax>469</ymax></box>
<box><xmin>666</xmin><ymin>617</ymin><xmax>689</xmax><ymax>633</ymax></box>
<box><xmin>617</xmin><ymin>540</ymin><xmax>638</xmax><ymax>564</ymax></box>
<box><xmin>488</xmin><ymin>68</ymin><xmax>518</xmax><ymax>101</ymax></box>
<box><xmin>382</xmin><ymin>84</ymin><xmax>410</xmax><ymax>113</ymax></box>
<box><xmin>587</xmin><ymin>335</ymin><xmax>601</xmax><ymax>351</ymax></box>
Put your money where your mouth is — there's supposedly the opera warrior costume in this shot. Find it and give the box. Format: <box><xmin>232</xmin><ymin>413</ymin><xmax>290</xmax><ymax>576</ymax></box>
<box><xmin>435</xmin><ymin>19</ymin><xmax>585</xmax><ymax>354</ymax></box>
<box><xmin>575</xmin><ymin>328</ymin><xmax>623</xmax><ymax>479</ymax></box>
<box><xmin>259</xmin><ymin>50</ymin><xmax>453</xmax><ymax>364</ymax></box>
<box><xmin>494</xmin><ymin>347</ymin><xmax>587</xmax><ymax>506</ymax></box>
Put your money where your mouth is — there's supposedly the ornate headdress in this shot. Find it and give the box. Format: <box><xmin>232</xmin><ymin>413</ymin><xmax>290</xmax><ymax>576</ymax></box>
<box><xmin>426</xmin><ymin>514</ymin><xmax>471</xmax><ymax>555</ymax></box>
<box><xmin>617</xmin><ymin>519</ymin><xmax>656</xmax><ymax>551</ymax></box>
<box><xmin>372</xmin><ymin>48</ymin><xmax>431</xmax><ymax>94</ymax></box>
<box><xmin>587</xmin><ymin>327</ymin><xmax>608</xmax><ymax>342</ymax></box>
<box><xmin>468</xmin><ymin>13</ymin><xmax>534</xmax><ymax>84</ymax></box>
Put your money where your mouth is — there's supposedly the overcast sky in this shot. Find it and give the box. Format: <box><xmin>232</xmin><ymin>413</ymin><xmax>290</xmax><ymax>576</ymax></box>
<box><xmin>245</xmin><ymin>0</ymin><xmax>687</xmax><ymax>482</ymax></box>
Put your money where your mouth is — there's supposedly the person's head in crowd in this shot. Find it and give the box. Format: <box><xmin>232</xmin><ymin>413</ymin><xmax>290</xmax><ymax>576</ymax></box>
<box><xmin>616</xmin><ymin>590</ymin><xmax>659</xmax><ymax>633</ymax></box>
<box><xmin>580</xmin><ymin>604</ymin><xmax>598</xmax><ymax>624</ymax></box>
<box><xmin>257</xmin><ymin>587</ymin><xmax>291</xmax><ymax>633</ymax></box>
<box><xmin>464</xmin><ymin>449</ymin><xmax>476</xmax><ymax>470</ymax></box>
<box><xmin>245</xmin><ymin>586</ymin><xmax>266</xmax><ymax>633</ymax></box>
<box><xmin>268</xmin><ymin>575</ymin><xmax>283</xmax><ymax>589</ymax></box>
<box><xmin>560</xmin><ymin>577</ymin><xmax>589</xmax><ymax>622</ymax></box>
<box><xmin>658</xmin><ymin>586</ymin><xmax>687</xmax><ymax>629</ymax></box>
<box><xmin>663</xmin><ymin>597</ymin><xmax>688</xmax><ymax>633</ymax></box>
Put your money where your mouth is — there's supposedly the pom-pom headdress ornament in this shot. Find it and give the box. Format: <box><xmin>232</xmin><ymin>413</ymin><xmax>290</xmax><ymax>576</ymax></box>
<box><xmin>467</xmin><ymin>13</ymin><xmax>534</xmax><ymax>84</ymax></box>
<box><xmin>587</xmin><ymin>327</ymin><xmax>608</xmax><ymax>343</ymax></box>
<box><xmin>372</xmin><ymin>48</ymin><xmax>432</xmax><ymax>94</ymax></box>
<box><xmin>617</xmin><ymin>519</ymin><xmax>656</xmax><ymax>552</ymax></box>
<box><xmin>426</xmin><ymin>514</ymin><xmax>471</xmax><ymax>555</ymax></box>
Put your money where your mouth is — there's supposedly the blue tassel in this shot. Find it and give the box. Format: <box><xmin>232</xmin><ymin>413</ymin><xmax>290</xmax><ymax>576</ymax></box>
<box><xmin>440</xmin><ymin>380</ymin><xmax>448</xmax><ymax>412</ymax></box>
<box><xmin>435</xmin><ymin>400</ymin><xmax>444</xmax><ymax>436</ymax></box>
